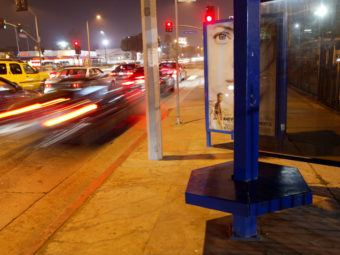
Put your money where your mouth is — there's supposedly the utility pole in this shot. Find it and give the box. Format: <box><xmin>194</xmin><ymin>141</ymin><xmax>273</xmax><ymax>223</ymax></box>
<box><xmin>14</xmin><ymin>27</ymin><xmax>20</xmax><ymax>56</ymax></box>
<box><xmin>174</xmin><ymin>0</ymin><xmax>181</xmax><ymax>125</ymax></box>
<box><xmin>33</xmin><ymin>14</ymin><xmax>42</xmax><ymax>61</ymax></box>
<box><xmin>141</xmin><ymin>0</ymin><xmax>163</xmax><ymax>160</ymax></box>
<box><xmin>28</xmin><ymin>8</ymin><xmax>42</xmax><ymax>64</ymax></box>
<box><xmin>86</xmin><ymin>21</ymin><xmax>91</xmax><ymax>66</ymax></box>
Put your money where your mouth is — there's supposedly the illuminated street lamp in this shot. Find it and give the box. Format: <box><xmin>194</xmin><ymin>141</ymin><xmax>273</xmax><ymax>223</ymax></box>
<box><xmin>314</xmin><ymin>4</ymin><xmax>328</xmax><ymax>18</ymax></box>
<box><xmin>174</xmin><ymin>0</ymin><xmax>196</xmax><ymax>125</ymax></box>
<box><xmin>102</xmin><ymin>39</ymin><xmax>109</xmax><ymax>47</ymax></box>
<box><xmin>57</xmin><ymin>40</ymin><xmax>69</xmax><ymax>49</ymax></box>
<box><xmin>102</xmin><ymin>39</ymin><xmax>109</xmax><ymax>64</ymax></box>
<box><xmin>100</xmin><ymin>30</ymin><xmax>105</xmax><ymax>35</ymax></box>
<box><xmin>294</xmin><ymin>23</ymin><xmax>300</xmax><ymax>29</ymax></box>
<box><xmin>86</xmin><ymin>14</ymin><xmax>103</xmax><ymax>66</ymax></box>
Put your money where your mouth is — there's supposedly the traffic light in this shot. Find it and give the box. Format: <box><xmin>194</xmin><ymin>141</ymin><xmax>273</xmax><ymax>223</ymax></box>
<box><xmin>15</xmin><ymin>0</ymin><xmax>28</xmax><ymax>12</ymax></box>
<box><xmin>0</xmin><ymin>18</ymin><xmax>6</xmax><ymax>29</ymax></box>
<box><xmin>205</xmin><ymin>6</ymin><xmax>216</xmax><ymax>23</ymax></box>
<box><xmin>73</xmin><ymin>40</ymin><xmax>81</xmax><ymax>55</ymax></box>
<box><xmin>165</xmin><ymin>20</ymin><xmax>173</xmax><ymax>33</ymax></box>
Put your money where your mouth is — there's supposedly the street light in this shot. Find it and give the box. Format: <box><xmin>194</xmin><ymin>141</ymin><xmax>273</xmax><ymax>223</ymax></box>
<box><xmin>102</xmin><ymin>39</ymin><xmax>109</xmax><ymax>64</ymax></box>
<box><xmin>294</xmin><ymin>23</ymin><xmax>300</xmax><ymax>29</ymax></box>
<box><xmin>57</xmin><ymin>41</ymin><xmax>69</xmax><ymax>49</ymax></box>
<box><xmin>174</xmin><ymin>0</ymin><xmax>196</xmax><ymax>125</ymax></box>
<box><xmin>86</xmin><ymin>14</ymin><xmax>103</xmax><ymax>66</ymax></box>
<box><xmin>102</xmin><ymin>39</ymin><xmax>109</xmax><ymax>47</ymax></box>
<box><xmin>314</xmin><ymin>4</ymin><xmax>328</xmax><ymax>18</ymax></box>
<box><xmin>100</xmin><ymin>30</ymin><xmax>105</xmax><ymax>35</ymax></box>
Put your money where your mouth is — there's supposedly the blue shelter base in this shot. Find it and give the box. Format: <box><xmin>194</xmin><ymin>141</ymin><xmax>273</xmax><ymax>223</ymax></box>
<box><xmin>185</xmin><ymin>161</ymin><xmax>313</xmax><ymax>239</ymax></box>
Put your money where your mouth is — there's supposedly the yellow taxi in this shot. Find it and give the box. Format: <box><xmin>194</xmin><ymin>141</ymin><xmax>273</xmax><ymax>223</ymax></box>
<box><xmin>0</xmin><ymin>59</ymin><xmax>49</xmax><ymax>91</ymax></box>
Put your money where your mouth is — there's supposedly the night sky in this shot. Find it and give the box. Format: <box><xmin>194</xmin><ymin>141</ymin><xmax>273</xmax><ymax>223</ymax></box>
<box><xmin>0</xmin><ymin>0</ymin><xmax>233</xmax><ymax>50</ymax></box>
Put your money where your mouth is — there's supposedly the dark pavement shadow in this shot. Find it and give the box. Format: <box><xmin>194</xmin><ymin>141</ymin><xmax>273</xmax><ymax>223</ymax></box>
<box><xmin>181</xmin><ymin>118</ymin><xmax>205</xmax><ymax>125</ymax></box>
<box><xmin>213</xmin><ymin>142</ymin><xmax>234</xmax><ymax>150</ymax></box>
<box><xmin>163</xmin><ymin>153</ymin><xmax>233</xmax><ymax>161</ymax></box>
<box><xmin>203</xmin><ymin>186</ymin><xmax>340</xmax><ymax>255</ymax></box>
<box><xmin>287</xmin><ymin>130</ymin><xmax>340</xmax><ymax>157</ymax></box>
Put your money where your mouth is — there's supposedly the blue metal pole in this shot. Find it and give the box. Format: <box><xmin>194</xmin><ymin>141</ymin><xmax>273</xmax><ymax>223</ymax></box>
<box><xmin>234</xmin><ymin>0</ymin><xmax>260</xmax><ymax>182</ymax></box>
<box><xmin>233</xmin><ymin>0</ymin><xmax>260</xmax><ymax>238</ymax></box>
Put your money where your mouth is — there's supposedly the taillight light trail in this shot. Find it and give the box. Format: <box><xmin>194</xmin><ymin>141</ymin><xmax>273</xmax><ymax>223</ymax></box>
<box><xmin>42</xmin><ymin>103</ymin><xmax>98</xmax><ymax>127</ymax></box>
<box><xmin>0</xmin><ymin>98</ymin><xmax>70</xmax><ymax>119</ymax></box>
<box><xmin>122</xmin><ymin>81</ymin><xmax>135</xmax><ymax>86</ymax></box>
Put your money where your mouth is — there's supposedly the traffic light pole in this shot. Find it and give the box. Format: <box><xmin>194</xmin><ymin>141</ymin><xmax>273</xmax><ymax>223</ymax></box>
<box><xmin>174</xmin><ymin>0</ymin><xmax>181</xmax><ymax>125</ymax></box>
<box><xmin>14</xmin><ymin>28</ymin><xmax>20</xmax><ymax>56</ymax></box>
<box><xmin>28</xmin><ymin>8</ymin><xmax>42</xmax><ymax>64</ymax></box>
<box><xmin>141</xmin><ymin>0</ymin><xmax>163</xmax><ymax>160</ymax></box>
<box><xmin>3</xmin><ymin>20</ymin><xmax>37</xmax><ymax>55</ymax></box>
<box><xmin>86</xmin><ymin>21</ymin><xmax>92</xmax><ymax>66</ymax></box>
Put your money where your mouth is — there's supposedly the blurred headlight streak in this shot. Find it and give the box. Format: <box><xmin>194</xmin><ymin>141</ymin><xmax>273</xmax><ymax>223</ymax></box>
<box><xmin>43</xmin><ymin>104</ymin><xmax>98</xmax><ymax>127</ymax></box>
<box><xmin>0</xmin><ymin>98</ymin><xmax>70</xmax><ymax>119</ymax></box>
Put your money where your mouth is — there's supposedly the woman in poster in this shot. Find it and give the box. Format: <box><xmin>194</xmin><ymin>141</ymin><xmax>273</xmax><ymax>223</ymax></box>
<box><xmin>207</xmin><ymin>22</ymin><xmax>234</xmax><ymax>131</ymax></box>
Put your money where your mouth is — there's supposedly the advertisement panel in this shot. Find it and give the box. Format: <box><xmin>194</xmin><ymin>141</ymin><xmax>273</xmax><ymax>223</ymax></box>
<box><xmin>205</xmin><ymin>18</ymin><xmax>284</xmax><ymax>146</ymax></box>
<box><xmin>206</xmin><ymin>21</ymin><xmax>234</xmax><ymax>132</ymax></box>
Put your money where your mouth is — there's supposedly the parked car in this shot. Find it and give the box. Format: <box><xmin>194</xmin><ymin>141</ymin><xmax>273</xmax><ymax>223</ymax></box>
<box><xmin>0</xmin><ymin>59</ymin><xmax>49</xmax><ymax>91</ymax></box>
<box><xmin>159</xmin><ymin>61</ymin><xmax>187</xmax><ymax>81</ymax></box>
<box><xmin>0</xmin><ymin>77</ymin><xmax>40</xmax><ymax>112</ymax></box>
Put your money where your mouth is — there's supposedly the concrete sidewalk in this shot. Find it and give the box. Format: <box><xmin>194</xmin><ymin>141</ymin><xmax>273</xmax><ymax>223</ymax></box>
<box><xmin>37</xmin><ymin>86</ymin><xmax>340</xmax><ymax>255</ymax></box>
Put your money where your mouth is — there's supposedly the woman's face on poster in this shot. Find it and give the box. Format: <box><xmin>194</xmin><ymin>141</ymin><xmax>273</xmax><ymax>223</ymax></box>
<box><xmin>210</xmin><ymin>24</ymin><xmax>234</xmax><ymax>85</ymax></box>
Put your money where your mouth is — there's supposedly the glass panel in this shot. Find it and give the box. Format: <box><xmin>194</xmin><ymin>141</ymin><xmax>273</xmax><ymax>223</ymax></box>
<box><xmin>260</xmin><ymin>0</ymin><xmax>340</xmax><ymax>164</ymax></box>
<box><xmin>0</xmin><ymin>64</ymin><xmax>7</xmax><ymax>74</ymax></box>
<box><xmin>9</xmin><ymin>64</ymin><xmax>22</xmax><ymax>75</ymax></box>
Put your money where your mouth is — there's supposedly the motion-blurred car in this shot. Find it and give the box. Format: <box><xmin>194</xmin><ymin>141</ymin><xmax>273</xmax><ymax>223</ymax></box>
<box><xmin>44</xmin><ymin>67</ymin><xmax>110</xmax><ymax>93</ymax></box>
<box><xmin>0</xmin><ymin>77</ymin><xmax>145</xmax><ymax>144</ymax></box>
<box><xmin>118</xmin><ymin>67</ymin><xmax>175</xmax><ymax>95</ymax></box>
<box><xmin>159</xmin><ymin>61</ymin><xmax>187</xmax><ymax>81</ymax></box>
<box><xmin>39</xmin><ymin>62</ymin><xmax>62</xmax><ymax>79</ymax></box>
<box><xmin>110</xmin><ymin>63</ymin><xmax>140</xmax><ymax>79</ymax></box>
<box><xmin>0</xmin><ymin>59</ymin><xmax>49</xmax><ymax>91</ymax></box>
<box><xmin>0</xmin><ymin>77</ymin><xmax>40</xmax><ymax>111</ymax></box>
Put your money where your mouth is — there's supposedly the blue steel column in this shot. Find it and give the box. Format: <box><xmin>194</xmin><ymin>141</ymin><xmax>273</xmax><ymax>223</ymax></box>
<box><xmin>233</xmin><ymin>0</ymin><xmax>260</xmax><ymax>238</ymax></box>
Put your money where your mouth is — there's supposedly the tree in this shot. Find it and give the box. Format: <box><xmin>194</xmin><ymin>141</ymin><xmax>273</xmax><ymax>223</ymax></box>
<box><xmin>121</xmin><ymin>33</ymin><xmax>143</xmax><ymax>53</ymax></box>
<box><xmin>120</xmin><ymin>33</ymin><xmax>143</xmax><ymax>60</ymax></box>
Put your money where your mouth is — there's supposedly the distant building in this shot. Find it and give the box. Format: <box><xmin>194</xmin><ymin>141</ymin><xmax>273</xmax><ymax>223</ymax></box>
<box><xmin>95</xmin><ymin>48</ymin><xmax>142</xmax><ymax>64</ymax></box>
<box><xmin>17</xmin><ymin>50</ymin><xmax>97</xmax><ymax>67</ymax></box>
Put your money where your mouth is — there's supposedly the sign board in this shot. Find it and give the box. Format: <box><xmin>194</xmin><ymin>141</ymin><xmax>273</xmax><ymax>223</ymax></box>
<box><xmin>183</xmin><ymin>30</ymin><xmax>197</xmax><ymax>35</ymax></box>
<box><xmin>205</xmin><ymin>20</ymin><xmax>234</xmax><ymax>133</ymax></box>
<box><xmin>178</xmin><ymin>37</ymin><xmax>188</xmax><ymax>46</ymax></box>
<box><xmin>204</xmin><ymin>18</ymin><xmax>287</xmax><ymax>145</ymax></box>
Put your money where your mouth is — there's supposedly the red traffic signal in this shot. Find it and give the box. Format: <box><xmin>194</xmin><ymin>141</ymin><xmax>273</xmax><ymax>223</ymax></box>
<box><xmin>73</xmin><ymin>41</ymin><xmax>81</xmax><ymax>55</ymax></box>
<box><xmin>165</xmin><ymin>20</ymin><xmax>173</xmax><ymax>33</ymax></box>
<box><xmin>205</xmin><ymin>6</ymin><xmax>216</xmax><ymax>23</ymax></box>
